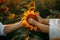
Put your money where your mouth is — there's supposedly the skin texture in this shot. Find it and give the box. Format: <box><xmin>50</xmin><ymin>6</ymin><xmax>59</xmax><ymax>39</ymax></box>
<box><xmin>28</xmin><ymin>18</ymin><xmax>49</xmax><ymax>33</ymax></box>
<box><xmin>4</xmin><ymin>21</ymin><xmax>23</xmax><ymax>35</ymax></box>
<box><xmin>3</xmin><ymin>13</ymin><xmax>60</xmax><ymax>40</ymax></box>
<box><xmin>35</xmin><ymin>13</ymin><xmax>50</xmax><ymax>25</ymax></box>
<box><xmin>28</xmin><ymin>14</ymin><xmax>60</xmax><ymax>40</ymax></box>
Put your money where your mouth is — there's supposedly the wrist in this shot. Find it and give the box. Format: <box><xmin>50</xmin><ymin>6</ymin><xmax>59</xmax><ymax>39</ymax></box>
<box><xmin>39</xmin><ymin>18</ymin><xmax>44</xmax><ymax>23</ymax></box>
<box><xmin>43</xmin><ymin>19</ymin><xmax>50</xmax><ymax>25</ymax></box>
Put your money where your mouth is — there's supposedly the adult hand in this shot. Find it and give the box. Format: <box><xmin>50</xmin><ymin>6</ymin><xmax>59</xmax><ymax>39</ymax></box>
<box><xmin>36</xmin><ymin>14</ymin><xmax>49</xmax><ymax>25</ymax></box>
<box><xmin>28</xmin><ymin>18</ymin><xmax>49</xmax><ymax>33</ymax></box>
<box><xmin>36</xmin><ymin>13</ymin><xmax>43</xmax><ymax>23</ymax></box>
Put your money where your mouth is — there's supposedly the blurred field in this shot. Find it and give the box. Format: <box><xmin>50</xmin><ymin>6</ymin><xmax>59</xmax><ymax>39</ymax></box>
<box><xmin>0</xmin><ymin>0</ymin><xmax>60</xmax><ymax>40</ymax></box>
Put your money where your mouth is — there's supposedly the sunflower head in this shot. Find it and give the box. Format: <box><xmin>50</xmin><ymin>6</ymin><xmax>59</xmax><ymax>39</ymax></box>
<box><xmin>22</xmin><ymin>11</ymin><xmax>39</xmax><ymax>31</ymax></box>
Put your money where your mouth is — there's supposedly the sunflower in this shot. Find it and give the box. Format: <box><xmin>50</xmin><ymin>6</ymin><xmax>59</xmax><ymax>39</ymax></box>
<box><xmin>22</xmin><ymin>10</ymin><xmax>39</xmax><ymax>31</ymax></box>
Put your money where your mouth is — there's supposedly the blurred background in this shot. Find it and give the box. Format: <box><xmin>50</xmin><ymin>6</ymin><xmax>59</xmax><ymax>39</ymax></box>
<box><xmin>0</xmin><ymin>0</ymin><xmax>60</xmax><ymax>40</ymax></box>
